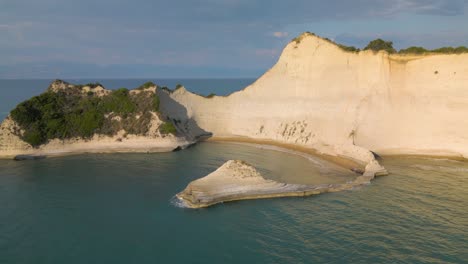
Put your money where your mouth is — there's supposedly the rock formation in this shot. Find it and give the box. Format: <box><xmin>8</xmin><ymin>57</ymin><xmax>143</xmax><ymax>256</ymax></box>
<box><xmin>177</xmin><ymin>159</ymin><xmax>377</xmax><ymax>208</ymax></box>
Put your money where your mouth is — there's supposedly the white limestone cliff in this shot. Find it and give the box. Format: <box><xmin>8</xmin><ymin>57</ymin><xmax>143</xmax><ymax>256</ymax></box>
<box><xmin>161</xmin><ymin>32</ymin><xmax>468</xmax><ymax>176</ymax></box>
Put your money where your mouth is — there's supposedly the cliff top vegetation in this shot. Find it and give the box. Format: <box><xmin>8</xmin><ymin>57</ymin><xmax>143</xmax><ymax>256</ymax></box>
<box><xmin>291</xmin><ymin>32</ymin><xmax>468</xmax><ymax>55</ymax></box>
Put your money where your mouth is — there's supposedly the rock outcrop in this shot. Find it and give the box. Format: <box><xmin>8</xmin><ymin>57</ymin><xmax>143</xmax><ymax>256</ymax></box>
<box><xmin>177</xmin><ymin>160</ymin><xmax>377</xmax><ymax>208</ymax></box>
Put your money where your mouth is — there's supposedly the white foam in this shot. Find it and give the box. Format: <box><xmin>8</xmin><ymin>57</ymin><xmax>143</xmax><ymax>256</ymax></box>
<box><xmin>170</xmin><ymin>196</ymin><xmax>189</xmax><ymax>208</ymax></box>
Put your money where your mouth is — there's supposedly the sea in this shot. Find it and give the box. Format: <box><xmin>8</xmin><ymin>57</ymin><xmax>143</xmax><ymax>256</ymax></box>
<box><xmin>0</xmin><ymin>79</ymin><xmax>467</xmax><ymax>263</ymax></box>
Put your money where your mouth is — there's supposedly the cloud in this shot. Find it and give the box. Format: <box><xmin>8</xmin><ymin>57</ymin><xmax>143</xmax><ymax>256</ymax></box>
<box><xmin>368</xmin><ymin>0</ymin><xmax>467</xmax><ymax>16</ymax></box>
<box><xmin>272</xmin><ymin>32</ymin><xmax>289</xmax><ymax>38</ymax></box>
<box><xmin>0</xmin><ymin>0</ymin><xmax>467</xmax><ymax>77</ymax></box>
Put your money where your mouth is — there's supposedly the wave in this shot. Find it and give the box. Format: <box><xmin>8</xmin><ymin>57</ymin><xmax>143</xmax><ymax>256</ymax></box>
<box><xmin>170</xmin><ymin>195</ymin><xmax>189</xmax><ymax>208</ymax></box>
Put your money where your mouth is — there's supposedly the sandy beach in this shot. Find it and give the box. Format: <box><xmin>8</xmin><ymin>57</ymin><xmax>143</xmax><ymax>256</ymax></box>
<box><xmin>206</xmin><ymin>136</ymin><xmax>365</xmax><ymax>172</ymax></box>
<box><xmin>0</xmin><ymin>133</ymin><xmax>191</xmax><ymax>159</ymax></box>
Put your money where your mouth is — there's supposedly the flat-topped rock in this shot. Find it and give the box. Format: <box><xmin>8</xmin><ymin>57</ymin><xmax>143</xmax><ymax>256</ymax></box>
<box><xmin>176</xmin><ymin>160</ymin><xmax>378</xmax><ymax>208</ymax></box>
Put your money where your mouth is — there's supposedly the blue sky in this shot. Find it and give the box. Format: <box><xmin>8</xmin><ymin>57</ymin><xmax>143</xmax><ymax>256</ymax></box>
<box><xmin>1</xmin><ymin>0</ymin><xmax>467</xmax><ymax>78</ymax></box>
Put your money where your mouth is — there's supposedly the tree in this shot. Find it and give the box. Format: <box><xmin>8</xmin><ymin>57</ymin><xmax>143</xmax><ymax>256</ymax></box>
<box><xmin>364</xmin><ymin>39</ymin><xmax>396</xmax><ymax>53</ymax></box>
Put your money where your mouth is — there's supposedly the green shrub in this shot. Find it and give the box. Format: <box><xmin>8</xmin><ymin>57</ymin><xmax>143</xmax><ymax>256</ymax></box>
<box><xmin>153</xmin><ymin>95</ymin><xmax>160</xmax><ymax>111</ymax></box>
<box><xmin>432</xmin><ymin>47</ymin><xmax>455</xmax><ymax>53</ymax></box>
<box><xmin>23</xmin><ymin>124</ymin><xmax>44</xmax><ymax>147</ymax></box>
<box><xmin>454</xmin><ymin>46</ymin><xmax>468</xmax><ymax>53</ymax></box>
<box><xmin>292</xmin><ymin>32</ymin><xmax>315</xmax><ymax>44</ymax></box>
<box><xmin>364</xmin><ymin>39</ymin><xmax>396</xmax><ymax>53</ymax></box>
<box><xmin>101</xmin><ymin>88</ymin><xmax>136</xmax><ymax>114</ymax></box>
<box><xmin>398</xmin><ymin>45</ymin><xmax>468</xmax><ymax>55</ymax></box>
<box><xmin>431</xmin><ymin>46</ymin><xmax>468</xmax><ymax>54</ymax></box>
<box><xmin>338</xmin><ymin>44</ymin><xmax>360</xmax><ymax>52</ymax></box>
<box><xmin>399</xmin><ymin>46</ymin><xmax>428</xmax><ymax>54</ymax></box>
<box><xmin>159</xmin><ymin>122</ymin><xmax>177</xmax><ymax>135</ymax></box>
<box><xmin>85</xmin><ymin>82</ymin><xmax>102</xmax><ymax>88</ymax></box>
<box><xmin>9</xmin><ymin>83</ymin><xmax>165</xmax><ymax>147</ymax></box>
<box><xmin>160</xmin><ymin>86</ymin><xmax>172</xmax><ymax>93</ymax></box>
<box><xmin>205</xmin><ymin>93</ymin><xmax>216</xmax><ymax>98</ymax></box>
<box><xmin>138</xmin><ymin>82</ymin><xmax>156</xmax><ymax>90</ymax></box>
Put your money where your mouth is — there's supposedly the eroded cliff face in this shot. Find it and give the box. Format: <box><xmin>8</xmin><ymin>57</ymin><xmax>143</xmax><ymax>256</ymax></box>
<box><xmin>160</xmin><ymin>33</ymin><xmax>468</xmax><ymax>173</ymax></box>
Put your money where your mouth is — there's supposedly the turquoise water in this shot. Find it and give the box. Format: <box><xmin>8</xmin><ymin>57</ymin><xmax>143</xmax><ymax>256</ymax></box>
<box><xmin>1</xmin><ymin>143</ymin><xmax>467</xmax><ymax>263</ymax></box>
<box><xmin>1</xmin><ymin>79</ymin><xmax>468</xmax><ymax>263</ymax></box>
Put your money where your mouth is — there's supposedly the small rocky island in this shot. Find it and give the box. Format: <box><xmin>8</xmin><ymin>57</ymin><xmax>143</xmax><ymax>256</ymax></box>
<box><xmin>0</xmin><ymin>80</ymin><xmax>192</xmax><ymax>158</ymax></box>
<box><xmin>177</xmin><ymin>159</ymin><xmax>383</xmax><ymax>208</ymax></box>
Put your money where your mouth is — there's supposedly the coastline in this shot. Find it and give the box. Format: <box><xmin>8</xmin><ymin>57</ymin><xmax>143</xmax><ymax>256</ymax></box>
<box><xmin>0</xmin><ymin>136</ymin><xmax>193</xmax><ymax>159</ymax></box>
<box><xmin>206</xmin><ymin>136</ymin><xmax>364</xmax><ymax>172</ymax></box>
<box><xmin>208</xmin><ymin>137</ymin><xmax>468</xmax><ymax>167</ymax></box>
<box><xmin>372</xmin><ymin>148</ymin><xmax>468</xmax><ymax>161</ymax></box>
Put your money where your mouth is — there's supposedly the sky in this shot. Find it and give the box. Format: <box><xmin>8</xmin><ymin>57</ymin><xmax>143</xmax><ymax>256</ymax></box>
<box><xmin>1</xmin><ymin>0</ymin><xmax>468</xmax><ymax>78</ymax></box>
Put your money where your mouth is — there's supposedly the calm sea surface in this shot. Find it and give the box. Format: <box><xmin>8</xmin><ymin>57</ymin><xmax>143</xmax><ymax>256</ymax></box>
<box><xmin>0</xmin><ymin>80</ymin><xmax>467</xmax><ymax>263</ymax></box>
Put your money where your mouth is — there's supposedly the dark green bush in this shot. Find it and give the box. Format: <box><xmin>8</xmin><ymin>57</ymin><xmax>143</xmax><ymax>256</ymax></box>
<box><xmin>454</xmin><ymin>46</ymin><xmax>468</xmax><ymax>53</ymax></box>
<box><xmin>153</xmin><ymin>95</ymin><xmax>160</xmax><ymax>111</ymax></box>
<box><xmin>10</xmin><ymin>83</ymin><xmax>164</xmax><ymax>147</ymax></box>
<box><xmin>338</xmin><ymin>44</ymin><xmax>360</xmax><ymax>52</ymax></box>
<box><xmin>431</xmin><ymin>46</ymin><xmax>468</xmax><ymax>54</ymax></box>
<box><xmin>23</xmin><ymin>124</ymin><xmax>44</xmax><ymax>147</ymax></box>
<box><xmin>364</xmin><ymin>39</ymin><xmax>396</xmax><ymax>53</ymax></box>
<box><xmin>399</xmin><ymin>45</ymin><xmax>468</xmax><ymax>54</ymax></box>
<box><xmin>101</xmin><ymin>88</ymin><xmax>136</xmax><ymax>114</ymax></box>
<box><xmin>85</xmin><ymin>82</ymin><xmax>102</xmax><ymax>88</ymax></box>
<box><xmin>399</xmin><ymin>46</ymin><xmax>428</xmax><ymax>54</ymax></box>
<box><xmin>138</xmin><ymin>82</ymin><xmax>156</xmax><ymax>90</ymax></box>
<box><xmin>160</xmin><ymin>86</ymin><xmax>172</xmax><ymax>93</ymax></box>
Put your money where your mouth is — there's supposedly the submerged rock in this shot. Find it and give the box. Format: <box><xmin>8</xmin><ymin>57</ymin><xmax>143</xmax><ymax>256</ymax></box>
<box><xmin>14</xmin><ymin>155</ymin><xmax>46</xmax><ymax>161</ymax></box>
